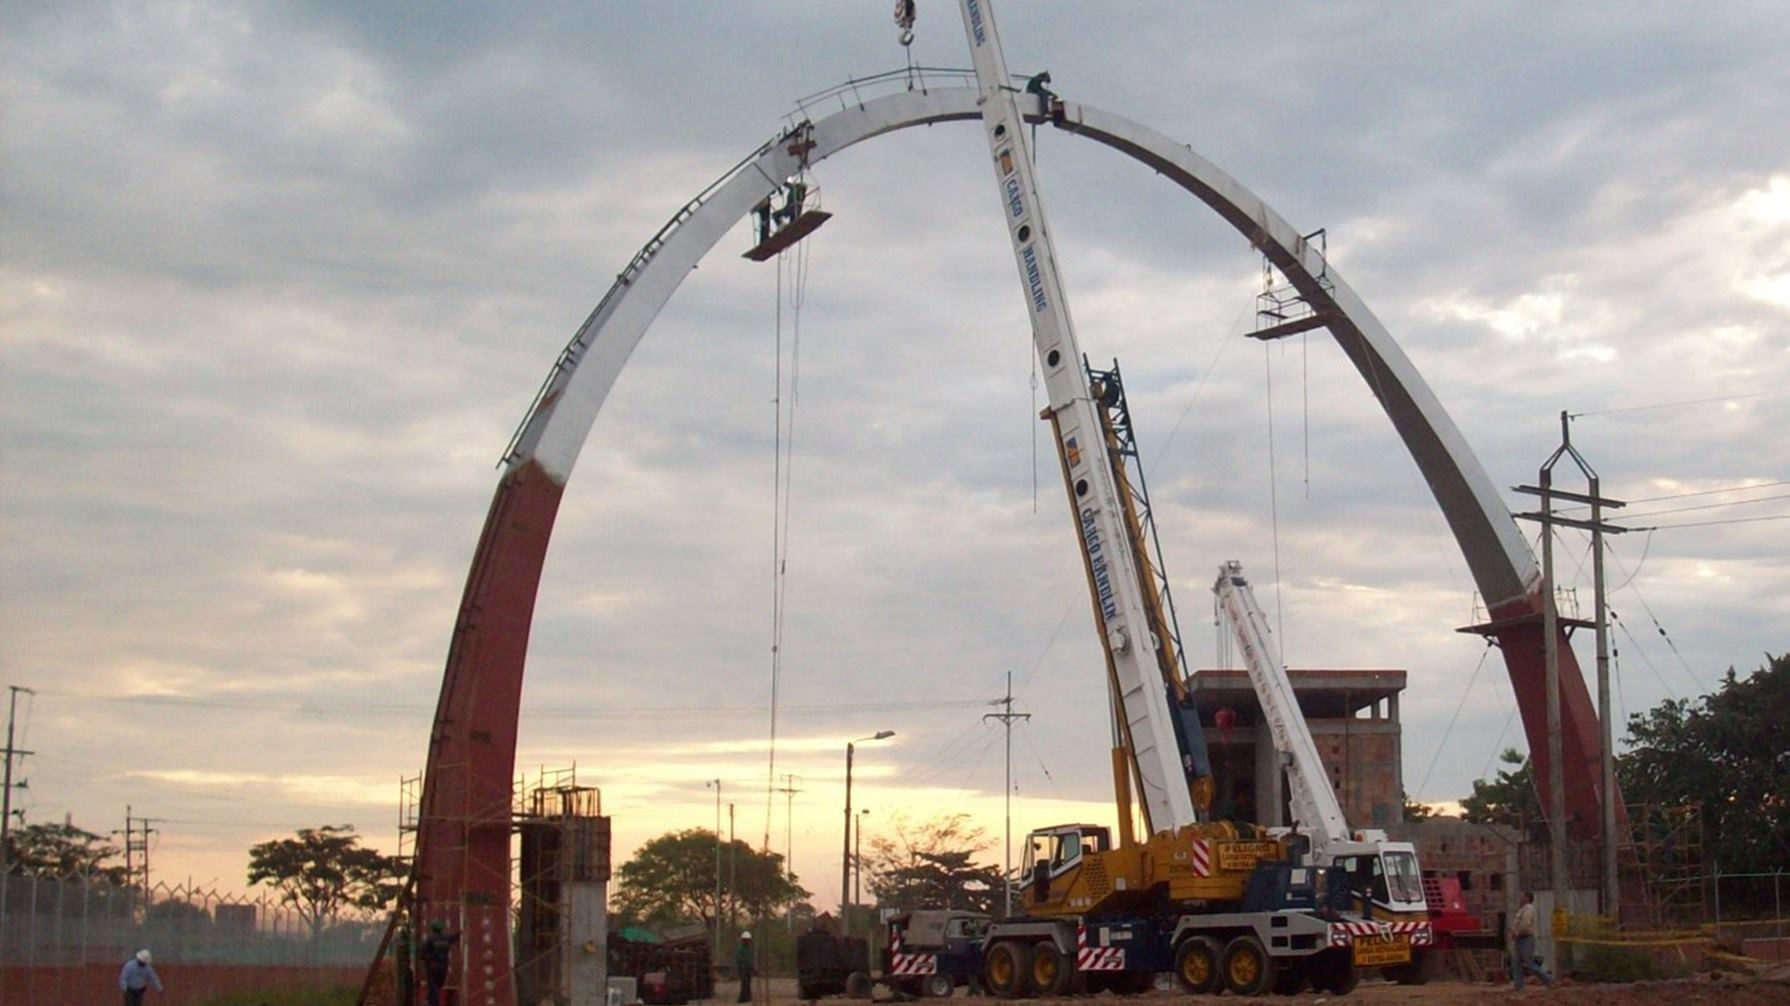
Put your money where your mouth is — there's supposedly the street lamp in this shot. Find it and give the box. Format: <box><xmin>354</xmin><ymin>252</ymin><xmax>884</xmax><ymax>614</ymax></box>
<box><xmin>842</xmin><ymin>731</ymin><xmax>894</xmax><ymax>930</ymax></box>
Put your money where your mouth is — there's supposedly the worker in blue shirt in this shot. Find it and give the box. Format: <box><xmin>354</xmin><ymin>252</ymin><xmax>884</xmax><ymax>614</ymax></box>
<box><xmin>119</xmin><ymin>948</ymin><xmax>163</xmax><ymax>1005</ymax></box>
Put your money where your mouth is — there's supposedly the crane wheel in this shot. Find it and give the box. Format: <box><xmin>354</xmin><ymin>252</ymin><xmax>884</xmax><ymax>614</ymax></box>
<box><xmin>923</xmin><ymin>973</ymin><xmax>954</xmax><ymax>998</ymax></box>
<box><xmin>1030</xmin><ymin>942</ymin><xmax>1073</xmax><ymax>996</ymax></box>
<box><xmin>984</xmin><ymin>941</ymin><xmax>1035</xmax><ymax>999</ymax></box>
<box><xmin>1220</xmin><ymin>935</ymin><xmax>1275</xmax><ymax>996</ymax></box>
<box><xmin>1173</xmin><ymin>937</ymin><xmax>1221</xmax><ymax>995</ymax></box>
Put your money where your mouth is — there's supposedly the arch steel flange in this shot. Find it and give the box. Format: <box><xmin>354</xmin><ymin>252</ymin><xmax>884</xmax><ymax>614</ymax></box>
<box><xmin>411</xmin><ymin>86</ymin><xmax>1607</xmax><ymax>1005</ymax></box>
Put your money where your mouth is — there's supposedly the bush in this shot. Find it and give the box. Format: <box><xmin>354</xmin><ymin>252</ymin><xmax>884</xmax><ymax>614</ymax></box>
<box><xmin>1572</xmin><ymin>944</ymin><xmax>1688</xmax><ymax>983</ymax></box>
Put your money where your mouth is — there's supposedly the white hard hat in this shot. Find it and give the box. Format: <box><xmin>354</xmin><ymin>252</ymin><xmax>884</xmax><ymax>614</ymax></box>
<box><xmin>740</xmin><ymin>930</ymin><xmax>752</xmax><ymax>940</ymax></box>
<box><xmin>136</xmin><ymin>949</ymin><xmax>152</xmax><ymax>963</ymax></box>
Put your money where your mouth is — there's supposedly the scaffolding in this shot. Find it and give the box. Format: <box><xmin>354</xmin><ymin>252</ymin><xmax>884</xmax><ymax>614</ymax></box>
<box><xmin>362</xmin><ymin>767</ymin><xmax>611</xmax><ymax>1006</ymax></box>
<box><xmin>515</xmin><ymin>769</ymin><xmax>611</xmax><ymax>1006</ymax></box>
<box><xmin>1247</xmin><ymin>229</ymin><xmax>1335</xmax><ymax>343</ymax></box>
<box><xmin>1626</xmin><ymin>801</ymin><xmax>1704</xmax><ymax>927</ymax></box>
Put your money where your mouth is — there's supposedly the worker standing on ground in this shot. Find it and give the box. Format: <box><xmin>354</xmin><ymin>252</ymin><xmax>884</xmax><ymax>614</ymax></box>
<box><xmin>419</xmin><ymin>918</ymin><xmax>461</xmax><ymax>1006</ymax></box>
<box><xmin>1511</xmin><ymin>891</ymin><xmax>1557</xmax><ymax>990</ymax></box>
<box><xmin>735</xmin><ymin>930</ymin><xmax>755</xmax><ymax>1003</ymax></box>
<box><xmin>118</xmin><ymin>948</ymin><xmax>163</xmax><ymax>1005</ymax></box>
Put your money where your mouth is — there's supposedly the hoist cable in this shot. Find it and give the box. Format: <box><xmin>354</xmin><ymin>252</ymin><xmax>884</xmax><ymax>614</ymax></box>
<box><xmin>1264</xmin><ymin>343</ymin><xmax>1288</xmax><ymax>653</ymax></box>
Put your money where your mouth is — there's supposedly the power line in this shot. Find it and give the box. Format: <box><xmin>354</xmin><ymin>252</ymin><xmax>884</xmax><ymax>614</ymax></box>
<box><xmin>1568</xmin><ymin>390</ymin><xmax>1779</xmax><ymax>418</ymax></box>
<box><xmin>28</xmin><ymin>690</ymin><xmax>986</xmax><ymax>720</ymax></box>
<box><xmin>1563</xmin><ymin>479</ymin><xmax>1790</xmax><ymax>510</ymax></box>
<box><xmin>1621</xmin><ymin>490</ymin><xmax>1790</xmax><ymax>520</ymax></box>
<box><xmin>1636</xmin><ymin>512</ymin><xmax>1790</xmax><ymax>531</ymax></box>
<box><xmin>1415</xmin><ymin>644</ymin><xmax>1493</xmax><ymax>801</ymax></box>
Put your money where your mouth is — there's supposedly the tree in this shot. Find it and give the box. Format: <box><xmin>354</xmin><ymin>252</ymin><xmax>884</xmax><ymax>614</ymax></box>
<box><xmin>612</xmin><ymin>828</ymin><xmax>808</xmax><ymax>929</ymax></box>
<box><xmin>865</xmin><ymin>814</ymin><xmax>1005</xmax><ymax>915</ymax></box>
<box><xmin>247</xmin><ymin>825</ymin><xmax>404</xmax><ymax>941</ymax></box>
<box><xmin>1401</xmin><ymin>791</ymin><xmax>1437</xmax><ymax>822</ymax></box>
<box><xmin>2</xmin><ymin>821</ymin><xmax>128</xmax><ymax>883</ymax></box>
<box><xmin>1459</xmin><ymin>748</ymin><xmax>1543</xmax><ymax>835</ymax></box>
<box><xmin>1618</xmin><ymin>653</ymin><xmax>1790</xmax><ymax>869</ymax></box>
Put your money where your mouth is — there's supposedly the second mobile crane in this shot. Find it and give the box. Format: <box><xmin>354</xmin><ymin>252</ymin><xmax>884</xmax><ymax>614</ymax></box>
<box><xmin>944</xmin><ymin>0</ymin><xmax>1431</xmax><ymax>996</ymax></box>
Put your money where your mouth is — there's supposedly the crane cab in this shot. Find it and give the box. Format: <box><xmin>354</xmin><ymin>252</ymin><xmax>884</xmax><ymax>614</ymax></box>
<box><xmin>1333</xmin><ymin>842</ymin><xmax>1429</xmax><ymax>917</ymax></box>
<box><xmin>1018</xmin><ymin>824</ymin><xmax>1111</xmax><ymax>910</ymax></box>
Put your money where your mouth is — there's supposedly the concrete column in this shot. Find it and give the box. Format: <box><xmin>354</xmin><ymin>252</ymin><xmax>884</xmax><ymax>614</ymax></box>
<box><xmin>566</xmin><ymin>880</ymin><xmax>608</xmax><ymax>1006</ymax></box>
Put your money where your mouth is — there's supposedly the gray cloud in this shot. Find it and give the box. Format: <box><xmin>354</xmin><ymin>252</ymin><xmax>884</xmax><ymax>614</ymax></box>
<box><xmin>3</xmin><ymin>1</ymin><xmax>1785</xmax><ymax>897</ymax></box>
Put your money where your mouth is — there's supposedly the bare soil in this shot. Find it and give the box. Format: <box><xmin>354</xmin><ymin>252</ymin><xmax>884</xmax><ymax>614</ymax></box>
<box><xmin>736</xmin><ymin>972</ymin><xmax>1790</xmax><ymax>1006</ymax></box>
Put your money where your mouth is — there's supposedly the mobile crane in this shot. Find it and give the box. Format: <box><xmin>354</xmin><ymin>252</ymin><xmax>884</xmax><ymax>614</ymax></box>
<box><xmin>946</xmin><ymin>0</ymin><xmax>1428</xmax><ymax>996</ymax></box>
<box><xmin>1213</xmin><ymin>561</ymin><xmax>1437</xmax><ymax>983</ymax></box>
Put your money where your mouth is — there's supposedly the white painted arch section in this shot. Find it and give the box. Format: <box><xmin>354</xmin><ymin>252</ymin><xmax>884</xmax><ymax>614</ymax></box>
<box><xmin>509</xmin><ymin>86</ymin><xmax>1539</xmax><ymax>609</ymax></box>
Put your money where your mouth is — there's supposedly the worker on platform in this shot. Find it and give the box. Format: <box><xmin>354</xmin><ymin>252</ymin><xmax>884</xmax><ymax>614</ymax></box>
<box><xmin>753</xmin><ymin>196</ymin><xmax>773</xmax><ymax>245</ymax></box>
<box><xmin>420</xmin><ymin>919</ymin><xmax>461</xmax><ymax>1006</ymax></box>
<box><xmin>118</xmin><ymin>948</ymin><xmax>163</xmax><ymax>1005</ymax></box>
<box><xmin>735</xmin><ymin>930</ymin><xmax>756</xmax><ymax>1003</ymax></box>
<box><xmin>1511</xmin><ymin>891</ymin><xmax>1556</xmax><ymax>990</ymax></box>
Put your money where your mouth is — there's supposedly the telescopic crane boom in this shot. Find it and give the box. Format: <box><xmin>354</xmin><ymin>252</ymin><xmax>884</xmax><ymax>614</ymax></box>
<box><xmin>955</xmin><ymin>0</ymin><xmax>1206</xmax><ymax>837</ymax></box>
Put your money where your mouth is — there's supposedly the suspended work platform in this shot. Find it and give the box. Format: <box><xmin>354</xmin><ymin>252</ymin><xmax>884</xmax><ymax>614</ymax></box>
<box><xmin>744</xmin><ymin>209</ymin><xmax>831</xmax><ymax>261</ymax></box>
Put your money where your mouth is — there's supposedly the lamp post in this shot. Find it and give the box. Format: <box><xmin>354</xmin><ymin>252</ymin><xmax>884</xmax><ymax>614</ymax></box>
<box><xmin>842</xmin><ymin>731</ymin><xmax>894</xmax><ymax>932</ymax></box>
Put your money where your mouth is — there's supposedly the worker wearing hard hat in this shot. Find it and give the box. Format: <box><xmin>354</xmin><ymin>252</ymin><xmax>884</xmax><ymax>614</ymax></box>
<box><xmin>119</xmin><ymin>948</ymin><xmax>163</xmax><ymax>1005</ymax></box>
<box><xmin>734</xmin><ymin>930</ymin><xmax>755</xmax><ymax>1003</ymax></box>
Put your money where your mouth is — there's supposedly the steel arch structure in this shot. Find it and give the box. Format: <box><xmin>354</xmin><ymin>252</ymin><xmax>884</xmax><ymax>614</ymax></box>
<box><xmin>412</xmin><ymin>86</ymin><xmax>1607</xmax><ymax>1006</ymax></box>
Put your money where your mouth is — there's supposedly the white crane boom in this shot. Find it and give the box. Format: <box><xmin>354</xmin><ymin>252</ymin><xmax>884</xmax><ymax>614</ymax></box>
<box><xmin>1212</xmin><ymin>560</ymin><xmax>1353</xmax><ymax>853</ymax></box>
<box><xmin>955</xmin><ymin>0</ymin><xmax>1199</xmax><ymax>832</ymax></box>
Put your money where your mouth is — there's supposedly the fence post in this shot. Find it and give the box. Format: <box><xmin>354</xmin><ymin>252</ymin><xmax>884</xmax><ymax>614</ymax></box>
<box><xmin>1713</xmin><ymin>864</ymin><xmax>1722</xmax><ymax>934</ymax></box>
<box><xmin>1775</xmin><ymin>868</ymin><xmax>1783</xmax><ymax>944</ymax></box>
<box><xmin>28</xmin><ymin>871</ymin><xmax>39</xmax><ymax>968</ymax></box>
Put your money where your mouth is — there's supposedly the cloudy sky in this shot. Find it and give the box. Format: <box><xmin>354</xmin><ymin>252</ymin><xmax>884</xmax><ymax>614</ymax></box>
<box><xmin>3</xmin><ymin>2</ymin><xmax>1787</xmax><ymax>905</ymax></box>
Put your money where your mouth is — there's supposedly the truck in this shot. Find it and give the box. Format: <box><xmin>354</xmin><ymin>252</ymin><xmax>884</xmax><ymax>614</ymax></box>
<box><xmin>942</xmin><ymin>0</ymin><xmax>1432</xmax><ymax>995</ymax></box>
<box><xmin>882</xmin><ymin>909</ymin><xmax>991</xmax><ymax>998</ymax></box>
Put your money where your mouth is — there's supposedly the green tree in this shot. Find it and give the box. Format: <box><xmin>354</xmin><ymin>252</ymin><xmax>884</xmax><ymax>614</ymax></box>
<box><xmin>1459</xmin><ymin>748</ymin><xmax>1543</xmax><ymax>834</ymax></box>
<box><xmin>1618</xmin><ymin>653</ymin><xmax>1790</xmax><ymax>868</ymax></box>
<box><xmin>613</xmin><ymin>828</ymin><xmax>808</xmax><ymax>929</ymax></box>
<box><xmin>246</xmin><ymin>825</ymin><xmax>404</xmax><ymax>941</ymax></box>
<box><xmin>1401</xmin><ymin>791</ymin><xmax>1437</xmax><ymax>822</ymax></box>
<box><xmin>2</xmin><ymin>821</ymin><xmax>128</xmax><ymax>883</ymax></box>
<box><xmin>865</xmin><ymin>814</ymin><xmax>1004</xmax><ymax>915</ymax></box>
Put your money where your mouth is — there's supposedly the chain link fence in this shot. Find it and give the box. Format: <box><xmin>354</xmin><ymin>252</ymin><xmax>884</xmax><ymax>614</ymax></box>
<box><xmin>1</xmin><ymin>867</ymin><xmax>383</xmax><ymax>967</ymax></box>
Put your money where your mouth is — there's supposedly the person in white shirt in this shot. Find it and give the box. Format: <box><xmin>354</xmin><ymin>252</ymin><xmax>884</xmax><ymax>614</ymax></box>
<box><xmin>119</xmin><ymin>948</ymin><xmax>163</xmax><ymax>1005</ymax></box>
<box><xmin>1511</xmin><ymin>891</ymin><xmax>1556</xmax><ymax>990</ymax></box>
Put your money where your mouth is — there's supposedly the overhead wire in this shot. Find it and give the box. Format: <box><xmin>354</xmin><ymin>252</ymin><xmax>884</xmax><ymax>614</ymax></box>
<box><xmin>1568</xmin><ymin>390</ymin><xmax>1778</xmax><ymax>418</ymax></box>
<box><xmin>1414</xmin><ymin>643</ymin><xmax>1493</xmax><ymax>801</ymax></box>
<box><xmin>1621</xmin><ymin>490</ymin><xmax>1790</xmax><ymax>520</ymax></box>
<box><xmin>1559</xmin><ymin>478</ymin><xmax>1790</xmax><ymax>512</ymax></box>
<box><xmin>1637</xmin><ymin>512</ymin><xmax>1790</xmax><ymax>531</ymax></box>
<box><xmin>1017</xmin><ymin>721</ymin><xmax>1061</xmax><ymax>798</ymax></box>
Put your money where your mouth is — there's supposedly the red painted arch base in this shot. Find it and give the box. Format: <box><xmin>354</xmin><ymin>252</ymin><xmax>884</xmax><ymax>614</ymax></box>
<box><xmin>411</xmin><ymin>459</ymin><xmax>566</xmax><ymax>1006</ymax></box>
<box><xmin>1488</xmin><ymin>591</ymin><xmax>1626</xmax><ymax>843</ymax></box>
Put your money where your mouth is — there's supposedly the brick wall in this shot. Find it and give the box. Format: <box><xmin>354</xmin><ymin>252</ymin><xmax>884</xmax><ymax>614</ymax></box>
<box><xmin>1</xmin><ymin>962</ymin><xmax>363</xmax><ymax>1006</ymax></box>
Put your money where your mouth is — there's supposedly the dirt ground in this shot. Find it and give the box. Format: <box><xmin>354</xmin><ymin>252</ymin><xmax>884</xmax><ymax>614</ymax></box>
<box><xmin>736</xmin><ymin>972</ymin><xmax>1790</xmax><ymax>1005</ymax></box>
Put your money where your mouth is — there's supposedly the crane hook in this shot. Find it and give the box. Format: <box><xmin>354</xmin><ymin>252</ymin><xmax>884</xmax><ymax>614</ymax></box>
<box><xmin>894</xmin><ymin>0</ymin><xmax>916</xmax><ymax>47</ymax></box>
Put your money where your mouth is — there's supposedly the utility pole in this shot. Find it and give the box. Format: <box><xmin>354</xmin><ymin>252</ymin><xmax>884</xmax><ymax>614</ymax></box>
<box><xmin>775</xmin><ymin>774</ymin><xmax>802</xmax><ymax>931</ymax></box>
<box><xmin>1514</xmin><ymin>410</ymin><xmax>1629</xmax><ymax>931</ymax></box>
<box><xmin>112</xmin><ymin>805</ymin><xmax>161</xmax><ymax>912</ymax></box>
<box><xmin>1</xmin><ymin>686</ymin><xmax>34</xmax><ymax>869</ymax></box>
<box><xmin>983</xmin><ymin>672</ymin><xmax>1030</xmax><ymax>918</ymax></box>
<box><xmin>727</xmin><ymin>802</ymin><xmax>737</xmax><ymax>937</ymax></box>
